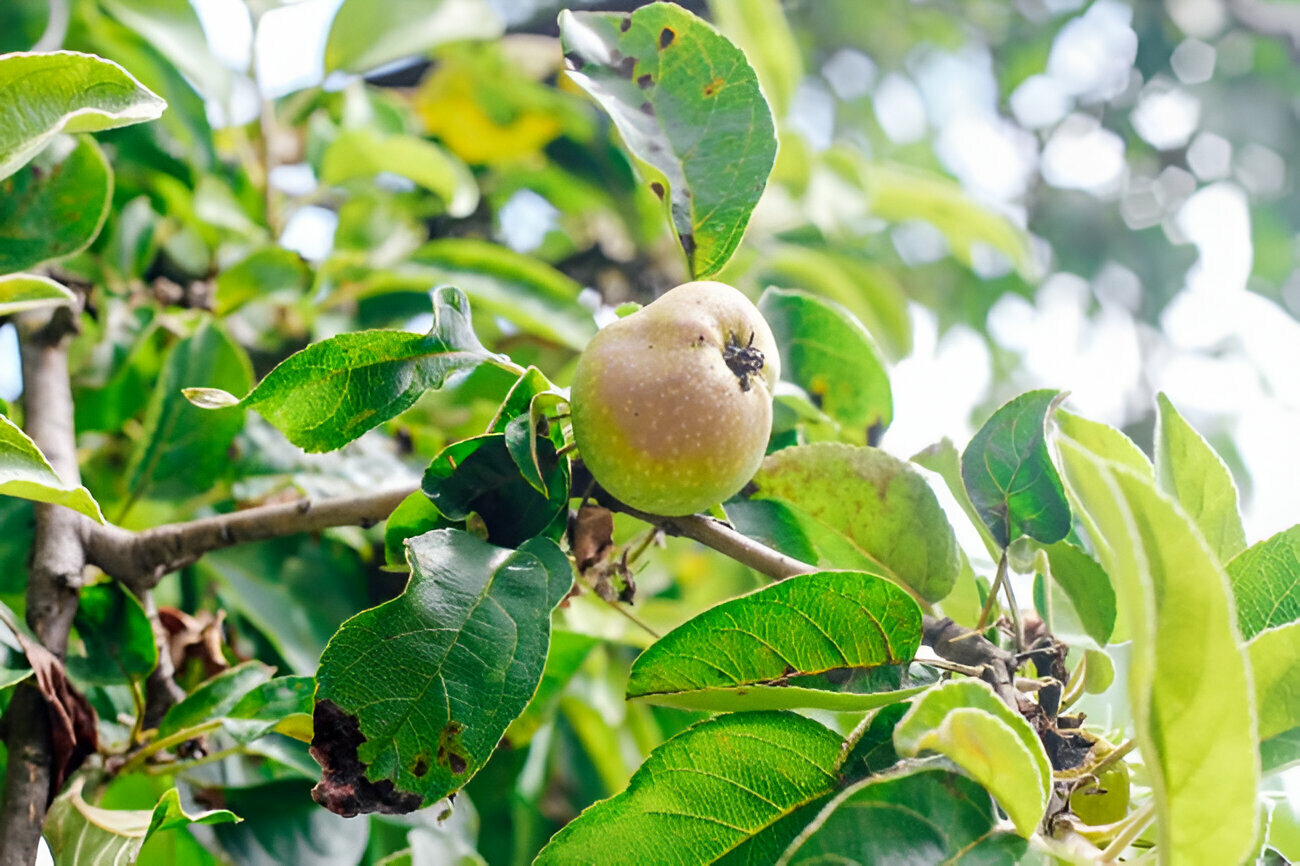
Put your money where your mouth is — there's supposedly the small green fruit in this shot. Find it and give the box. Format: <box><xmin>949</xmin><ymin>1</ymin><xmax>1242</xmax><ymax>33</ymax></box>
<box><xmin>570</xmin><ymin>280</ymin><xmax>779</xmax><ymax>516</ymax></box>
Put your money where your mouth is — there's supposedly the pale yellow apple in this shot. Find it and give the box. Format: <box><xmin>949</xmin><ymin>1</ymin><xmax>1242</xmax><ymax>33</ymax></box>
<box><xmin>570</xmin><ymin>281</ymin><xmax>779</xmax><ymax>516</ymax></box>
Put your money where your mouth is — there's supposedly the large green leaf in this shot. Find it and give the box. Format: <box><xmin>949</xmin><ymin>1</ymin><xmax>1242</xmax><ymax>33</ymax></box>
<box><xmin>0</xmin><ymin>273</ymin><xmax>74</xmax><ymax>315</ymax></box>
<box><xmin>750</xmin><ymin>443</ymin><xmax>960</xmax><ymax>603</ymax></box>
<box><xmin>186</xmin><ymin>287</ymin><xmax>502</xmax><ymax>453</ymax></box>
<box><xmin>324</xmin><ymin>0</ymin><xmax>503</xmax><ymax>74</ymax></box>
<box><xmin>627</xmin><ymin>570</ymin><xmax>922</xmax><ymax>711</ymax></box>
<box><xmin>312</xmin><ymin>530</ymin><xmax>572</xmax><ymax>813</ymax></box>
<box><xmin>125</xmin><ymin>320</ymin><xmax>251</xmax><ymax>505</ymax></box>
<box><xmin>1229</xmin><ymin>525</ymin><xmax>1300</xmax><ymax>640</ymax></box>
<box><xmin>534</xmin><ymin>711</ymin><xmax>843</xmax><ymax>865</ymax></box>
<box><xmin>157</xmin><ymin>660</ymin><xmax>275</xmax><ymax>740</ymax></box>
<box><xmin>910</xmin><ymin>437</ymin><xmax>1000</xmax><ymax>559</ymax></box>
<box><xmin>962</xmin><ymin>389</ymin><xmax>1070</xmax><ymax>549</ymax></box>
<box><xmin>0</xmin><ymin>135</ymin><xmax>111</xmax><ymax>273</ymax></box>
<box><xmin>1054</xmin><ymin>409</ymin><xmax>1154</xmax><ymax>478</ymax></box>
<box><xmin>321</xmin><ymin>129</ymin><xmax>478</xmax><ymax>218</ymax></box>
<box><xmin>67</xmin><ymin>582</ymin><xmax>157</xmax><ymax>687</ymax></box>
<box><xmin>758</xmin><ymin>287</ymin><xmax>892</xmax><ymax>440</ymax></box>
<box><xmin>559</xmin><ymin>3</ymin><xmax>777</xmax><ymax>278</ymax></box>
<box><xmin>1248</xmin><ymin>622</ymin><xmax>1300</xmax><ymax>743</ymax></box>
<box><xmin>44</xmin><ymin>778</ymin><xmax>238</xmax><ymax>866</ymax></box>
<box><xmin>1155</xmin><ymin>393</ymin><xmax>1247</xmax><ymax>563</ymax></box>
<box><xmin>892</xmin><ymin>679</ymin><xmax>1051</xmax><ymax>837</ymax></box>
<box><xmin>0</xmin><ymin>413</ymin><xmax>105</xmax><ymax>522</ymax></box>
<box><xmin>1055</xmin><ymin>438</ymin><xmax>1259</xmax><ymax>865</ymax></box>
<box><xmin>777</xmin><ymin>764</ymin><xmax>1027</xmax><ymax>864</ymax></box>
<box><xmin>0</xmin><ymin>50</ymin><xmax>165</xmax><ymax>181</ymax></box>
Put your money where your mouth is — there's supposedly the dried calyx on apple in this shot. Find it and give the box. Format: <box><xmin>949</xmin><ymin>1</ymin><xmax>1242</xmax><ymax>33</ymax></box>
<box><xmin>569</xmin><ymin>280</ymin><xmax>780</xmax><ymax>516</ymax></box>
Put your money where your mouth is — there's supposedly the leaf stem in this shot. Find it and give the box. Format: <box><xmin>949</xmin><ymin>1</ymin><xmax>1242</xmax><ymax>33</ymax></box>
<box><xmin>975</xmin><ymin>549</ymin><xmax>1008</xmax><ymax>632</ymax></box>
<box><xmin>117</xmin><ymin>719</ymin><xmax>223</xmax><ymax>776</ymax></box>
<box><xmin>1097</xmin><ymin>801</ymin><xmax>1155</xmax><ymax>862</ymax></box>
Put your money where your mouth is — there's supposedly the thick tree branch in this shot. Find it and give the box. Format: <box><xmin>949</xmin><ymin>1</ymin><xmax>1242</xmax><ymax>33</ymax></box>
<box><xmin>1</xmin><ymin>309</ymin><xmax>89</xmax><ymax>866</ymax></box>
<box><xmin>82</xmin><ymin>486</ymin><xmax>419</xmax><ymax>591</ymax></box>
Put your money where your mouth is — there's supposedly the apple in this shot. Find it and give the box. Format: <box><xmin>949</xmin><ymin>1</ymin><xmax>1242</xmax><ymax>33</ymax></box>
<box><xmin>569</xmin><ymin>281</ymin><xmax>780</xmax><ymax>516</ymax></box>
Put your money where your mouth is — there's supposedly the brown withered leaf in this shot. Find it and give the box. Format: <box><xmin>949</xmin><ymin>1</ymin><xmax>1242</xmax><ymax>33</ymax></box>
<box><xmin>9</xmin><ymin>630</ymin><xmax>98</xmax><ymax>795</ymax></box>
<box><xmin>157</xmin><ymin>607</ymin><xmax>229</xmax><ymax>679</ymax></box>
<box><xmin>311</xmin><ymin>700</ymin><xmax>422</xmax><ymax>817</ymax></box>
<box><xmin>570</xmin><ymin>505</ymin><xmax>614</xmax><ymax>572</ymax></box>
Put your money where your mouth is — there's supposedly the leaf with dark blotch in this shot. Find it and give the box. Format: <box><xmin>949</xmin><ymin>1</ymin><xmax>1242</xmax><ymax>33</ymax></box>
<box><xmin>534</xmin><ymin>712</ymin><xmax>844</xmax><ymax>865</ymax></box>
<box><xmin>312</xmin><ymin>530</ymin><xmax>572</xmax><ymax>815</ymax></box>
<box><xmin>422</xmin><ymin>433</ymin><xmax>569</xmax><ymax>548</ymax></box>
<box><xmin>750</xmin><ymin>444</ymin><xmax>961</xmax><ymax>603</ymax></box>
<box><xmin>1229</xmin><ymin>524</ymin><xmax>1300</xmax><ymax>640</ymax></box>
<box><xmin>758</xmin><ymin>287</ymin><xmax>893</xmax><ymax>441</ymax></box>
<box><xmin>777</xmin><ymin>765</ymin><xmax>1027</xmax><ymax>864</ymax></box>
<box><xmin>627</xmin><ymin>570</ymin><xmax>922</xmax><ymax>711</ymax></box>
<box><xmin>185</xmin><ymin>287</ymin><xmax>501</xmax><ymax>453</ymax></box>
<box><xmin>961</xmin><ymin>389</ymin><xmax>1071</xmax><ymax>549</ymax></box>
<box><xmin>559</xmin><ymin>4</ymin><xmax>776</xmax><ymax>277</ymax></box>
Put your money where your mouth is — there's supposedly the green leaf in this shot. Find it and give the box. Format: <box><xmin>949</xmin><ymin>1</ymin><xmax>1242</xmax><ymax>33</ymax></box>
<box><xmin>0</xmin><ymin>413</ymin><xmax>105</xmax><ymax>522</ymax></box>
<box><xmin>188</xmin><ymin>287</ymin><xmax>500</xmax><ymax>453</ymax></box>
<box><xmin>224</xmin><ymin>675</ymin><xmax>316</xmax><ymax>744</ymax></box>
<box><xmin>383</xmin><ymin>490</ymin><xmax>450</xmax><ymax>571</ymax></box>
<box><xmin>321</xmin><ymin>129</ymin><xmax>479</xmax><ymax>217</ymax></box>
<box><xmin>0</xmin><ymin>50</ymin><xmax>165</xmax><ymax>181</ymax></box>
<box><xmin>0</xmin><ymin>273</ymin><xmax>74</xmax><ymax>315</ymax></box>
<box><xmin>751</xmin><ymin>443</ymin><xmax>960</xmax><ymax>603</ymax></box>
<box><xmin>779</xmin><ymin>765</ymin><xmax>1026</xmax><ymax>864</ymax></box>
<box><xmin>758</xmin><ymin>287</ymin><xmax>892</xmax><ymax>439</ymax></box>
<box><xmin>0</xmin><ymin>135</ymin><xmax>111</xmax><ymax>273</ymax></box>
<box><xmin>1055</xmin><ymin>438</ymin><xmax>1260</xmax><ymax>864</ymax></box>
<box><xmin>627</xmin><ymin>570</ymin><xmax>922</xmax><ymax>710</ymax></box>
<box><xmin>68</xmin><ymin>582</ymin><xmax>157</xmax><ymax>686</ymax></box>
<box><xmin>99</xmin><ymin>0</ymin><xmax>231</xmax><ymax>102</ymax></box>
<box><xmin>157</xmin><ymin>660</ymin><xmax>275</xmax><ymax>740</ymax></box>
<box><xmin>422</xmin><ymin>433</ymin><xmax>569</xmax><ymax>548</ymax></box>
<box><xmin>892</xmin><ymin>679</ymin><xmax>1051</xmax><ymax>837</ymax></box>
<box><xmin>1248</xmin><ymin>622</ymin><xmax>1300</xmax><ymax>742</ymax></box>
<box><xmin>910</xmin><ymin>437</ymin><xmax>1001</xmax><ymax>560</ymax></box>
<box><xmin>1044</xmin><ymin>540</ymin><xmax>1116</xmax><ymax>646</ymax></box>
<box><xmin>560</xmin><ymin>3</ymin><xmax>777</xmax><ymax>277</ymax></box>
<box><xmin>1054</xmin><ymin>409</ymin><xmax>1154</xmax><ymax>478</ymax></box>
<box><xmin>961</xmin><ymin>389</ymin><xmax>1070</xmax><ymax>549</ymax></box>
<box><xmin>1229</xmin><ymin>525</ymin><xmax>1300</xmax><ymax>640</ymax></box>
<box><xmin>324</xmin><ymin>0</ymin><xmax>503</xmax><ymax>74</ymax></box>
<box><xmin>1155</xmin><ymin>393</ymin><xmax>1247</xmax><ymax>562</ymax></box>
<box><xmin>213</xmin><ymin>780</ymin><xmax>367</xmax><ymax>866</ymax></box>
<box><xmin>312</xmin><ymin>530</ymin><xmax>572</xmax><ymax>812</ymax></box>
<box><xmin>44</xmin><ymin>777</ymin><xmax>238</xmax><ymax>866</ymax></box>
<box><xmin>505</xmin><ymin>630</ymin><xmax>598</xmax><ymax>746</ymax></box>
<box><xmin>126</xmin><ymin>320</ymin><xmax>252</xmax><ymax>504</ymax></box>
<box><xmin>214</xmin><ymin>247</ymin><xmax>310</xmax><ymax>315</ymax></box>
<box><xmin>534</xmin><ymin>711</ymin><xmax>843</xmax><ymax>865</ymax></box>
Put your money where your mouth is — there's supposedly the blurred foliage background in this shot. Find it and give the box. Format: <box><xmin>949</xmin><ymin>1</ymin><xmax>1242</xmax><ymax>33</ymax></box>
<box><xmin>2</xmin><ymin>0</ymin><xmax>1298</xmax><ymax>862</ymax></box>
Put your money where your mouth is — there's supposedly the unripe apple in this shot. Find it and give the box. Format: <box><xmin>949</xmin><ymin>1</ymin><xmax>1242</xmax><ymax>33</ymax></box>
<box><xmin>570</xmin><ymin>281</ymin><xmax>780</xmax><ymax>516</ymax></box>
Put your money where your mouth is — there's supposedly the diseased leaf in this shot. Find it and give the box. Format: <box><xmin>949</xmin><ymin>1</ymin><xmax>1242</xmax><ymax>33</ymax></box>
<box><xmin>892</xmin><ymin>679</ymin><xmax>1051</xmax><ymax>837</ymax></box>
<box><xmin>312</xmin><ymin>530</ymin><xmax>572</xmax><ymax>815</ymax></box>
<box><xmin>750</xmin><ymin>443</ymin><xmax>960</xmax><ymax>603</ymax></box>
<box><xmin>0</xmin><ymin>414</ymin><xmax>105</xmax><ymax>522</ymax></box>
<box><xmin>627</xmin><ymin>570</ymin><xmax>922</xmax><ymax>710</ymax></box>
<box><xmin>44</xmin><ymin>778</ymin><xmax>238</xmax><ymax>866</ymax></box>
<box><xmin>125</xmin><ymin>320</ymin><xmax>251</xmax><ymax>505</ymax></box>
<box><xmin>777</xmin><ymin>765</ymin><xmax>1027</xmax><ymax>864</ymax></box>
<box><xmin>560</xmin><ymin>3</ymin><xmax>776</xmax><ymax>277</ymax></box>
<box><xmin>324</xmin><ymin>0</ymin><xmax>502</xmax><ymax>74</ymax></box>
<box><xmin>1248</xmin><ymin>622</ymin><xmax>1300</xmax><ymax>743</ymax></box>
<box><xmin>0</xmin><ymin>135</ymin><xmax>111</xmax><ymax>273</ymax></box>
<box><xmin>1229</xmin><ymin>525</ymin><xmax>1300</xmax><ymax>640</ymax></box>
<box><xmin>962</xmin><ymin>389</ymin><xmax>1070</xmax><ymax>549</ymax></box>
<box><xmin>0</xmin><ymin>50</ymin><xmax>165</xmax><ymax>181</ymax></box>
<box><xmin>758</xmin><ymin>287</ymin><xmax>892</xmax><ymax>440</ymax></box>
<box><xmin>1155</xmin><ymin>393</ymin><xmax>1247</xmax><ymax>562</ymax></box>
<box><xmin>321</xmin><ymin>129</ymin><xmax>479</xmax><ymax>218</ymax></box>
<box><xmin>187</xmin><ymin>287</ymin><xmax>501</xmax><ymax>453</ymax></box>
<box><xmin>0</xmin><ymin>273</ymin><xmax>74</xmax><ymax>315</ymax></box>
<box><xmin>534</xmin><ymin>712</ymin><xmax>843</xmax><ymax>865</ymax></box>
<box><xmin>1055</xmin><ymin>438</ymin><xmax>1259</xmax><ymax>865</ymax></box>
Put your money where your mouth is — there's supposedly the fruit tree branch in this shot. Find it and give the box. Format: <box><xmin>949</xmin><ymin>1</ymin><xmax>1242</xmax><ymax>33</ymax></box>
<box><xmin>81</xmin><ymin>486</ymin><xmax>419</xmax><ymax>591</ymax></box>
<box><xmin>1</xmin><ymin>308</ymin><xmax>90</xmax><ymax>866</ymax></box>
